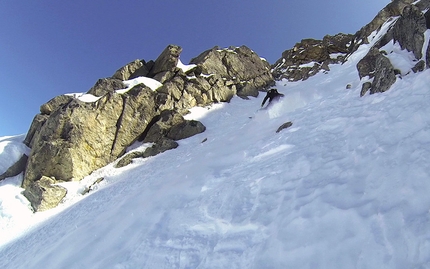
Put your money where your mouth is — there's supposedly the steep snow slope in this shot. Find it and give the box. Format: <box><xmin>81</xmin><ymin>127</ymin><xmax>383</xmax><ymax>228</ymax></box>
<box><xmin>2</xmin><ymin>32</ymin><xmax>430</xmax><ymax>268</ymax></box>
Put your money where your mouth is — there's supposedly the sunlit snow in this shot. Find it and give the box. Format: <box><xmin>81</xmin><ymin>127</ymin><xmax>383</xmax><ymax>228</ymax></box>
<box><xmin>118</xmin><ymin>76</ymin><xmax>163</xmax><ymax>93</ymax></box>
<box><xmin>177</xmin><ymin>59</ymin><xmax>197</xmax><ymax>73</ymax></box>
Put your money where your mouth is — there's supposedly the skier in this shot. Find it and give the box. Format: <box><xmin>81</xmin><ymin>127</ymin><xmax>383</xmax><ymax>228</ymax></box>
<box><xmin>261</xmin><ymin>88</ymin><xmax>284</xmax><ymax>108</ymax></box>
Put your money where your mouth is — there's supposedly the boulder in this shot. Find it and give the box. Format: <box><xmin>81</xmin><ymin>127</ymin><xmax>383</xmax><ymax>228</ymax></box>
<box><xmin>190</xmin><ymin>45</ymin><xmax>274</xmax><ymax>97</ymax></box>
<box><xmin>87</xmin><ymin>78</ymin><xmax>126</xmax><ymax>97</ymax></box>
<box><xmin>0</xmin><ymin>154</ymin><xmax>28</xmax><ymax>181</ymax></box>
<box><xmin>357</xmin><ymin>47</ymin><xmax>396</xmax><ymax>95</ymax></box>
<box><xmin>141</xmin><ymin>138</ymin><xmax>179</xmax><ymax>158</ymax></box>
<box><xmin>370</xmin><ymin>55</ymin><xmax>397</xmax><ymax>94</ymax></box>
<box><xmin>115</xmin><ymin>151</ymin><xmax>143</xmax><ymax>168</ymax></box>
<box><xmin>357</xmin><ymin>48</ymin><xmax>381</xmax><ymax>79</ymax></box>
<box><xmin>412</xmin><ymin>60</ymin><xmax>426</xmax><ymax>73</ymax></box>
<box><xmin>112</xmin><ymin>59</ymin><xmax>149</xmax><ymax>81</ymax></box>
<box><xmin>149</xmin><ymin>45</ymin><xmax>182</xmax><ymax>77</ymax></box>
<box><xmin>24</xmin><ymin>114</ymin><xmax>49</xmax><ymax>148</ymax></box>
<box><xmin>276</xmin><ymin>122</ymin><xmax>293</xmax><ymax>133</ymax></box>
<box><xmin>141</xmin><ymin>110</ymin><xmax>185</xmax><ymax>143</ymax></box>
<box><xmin>40</xmin><ymin>95</ymin><xmax>74</xmax><ymax>115</ymax></box>
<box><xmin>167</xmin><ymin>120</ymin><xmax>206</xmax><ymax>141</ymax></box>
<box><xmin>115</xmin><ymin>139</ymin><xmax>179</xmax><ymax>168</ymax></box>
<box><xmin>23</xmin><ymin>176</ymin><xmax>67</xmax><ymax>212</ymax></box>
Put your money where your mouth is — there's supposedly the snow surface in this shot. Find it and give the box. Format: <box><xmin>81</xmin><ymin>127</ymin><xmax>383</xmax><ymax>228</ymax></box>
<box><xmin>1</xmin><ymin>25</ymin><xmax>430</xmax><ymax>268</ymax></box>
<box><xmin>119</xmin><ymin>76</ymin><xmax>163</xmax><ymax>93</ymax></box>
<box><xmin>177</xmin><ymin>59</ymin><xmax>197</xmax><ymax>73</ymax></box>
<box><xmin>65</xmin><ymin>76</ymin><xmax>163</xmax><ymax>102</ymax></box>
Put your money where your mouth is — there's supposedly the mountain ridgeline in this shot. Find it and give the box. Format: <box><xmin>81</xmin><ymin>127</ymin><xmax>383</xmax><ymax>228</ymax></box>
<box><xmin>3</xmin><ymin>0</ymin><xmax>430</xmax><ymax>211</ymax></box>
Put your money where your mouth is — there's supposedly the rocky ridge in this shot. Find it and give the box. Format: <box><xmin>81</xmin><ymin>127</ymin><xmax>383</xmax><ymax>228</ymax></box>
<box><xmin>272</xmin><ymin>0</ymin><xmax>430</xmax><ymax>97</ymax></box>
<box><xmin>3</xmin><ymin>0</ymin><xmax>430</xmax><ymax>211</ymax></box>
<box><xmin>21</xmin><ymin>45</ymin><xmax>274</xmax><ymax>211</ymax></box>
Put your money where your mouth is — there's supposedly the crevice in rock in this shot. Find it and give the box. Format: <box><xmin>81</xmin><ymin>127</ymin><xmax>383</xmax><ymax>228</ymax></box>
<box><xmin>137</xmin><ymin>114</ymin><xmax>161</xmax><ymax>142</ymax></box>
<box><xmin>110</xmin><ymin>95</ymin><xmax>128</xmax><ymax>155</ymax></box>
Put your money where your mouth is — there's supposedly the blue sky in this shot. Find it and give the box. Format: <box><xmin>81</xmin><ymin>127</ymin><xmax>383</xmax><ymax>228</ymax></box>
<box><xmin>0</xmin><ymin>0</ymin><xmax>388</xmax><ymax>137</ymax></box>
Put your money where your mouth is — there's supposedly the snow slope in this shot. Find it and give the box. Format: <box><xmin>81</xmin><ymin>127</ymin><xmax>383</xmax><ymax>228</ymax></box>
<box><xmin>1</xmin><ymin>31</ymin><xmax>430</xmax><ymax>268</ymax></box>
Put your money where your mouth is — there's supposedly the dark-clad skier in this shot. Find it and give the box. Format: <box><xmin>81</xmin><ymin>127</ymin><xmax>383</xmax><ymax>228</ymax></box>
<box><xmin>261</xmin><ymin>88</ymin><xmax>284</xmax><ymax>108</ymax></box>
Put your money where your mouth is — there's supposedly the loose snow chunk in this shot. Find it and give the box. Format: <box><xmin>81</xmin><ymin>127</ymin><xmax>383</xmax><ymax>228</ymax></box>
<box><xmin>177</xmin><ymin>59</ymin><xmax>197</xmax><ymax>73</ymax></box>
<box><xmin>330</xmin><ymin>52</ymin><xmax>344</xmax><ymax>59</ymax></box>
<box><xmin>119</xmin><ymin>77</ymin><xmax>163</xmax><ymax>93</ymax></box>
<box><xmin>299</xmin><ymin>62</ymin><xmax>317</xmax><ymax>68</ymax></box>
<box><xmin>79</xmin><ymin>94</ymin><xmax>101</xmax><ymax>103</ymax></box>
<box><xmin>65</xmin><ymin>93</ymin><xmax>102</xmax><ymax>103</ymax></box>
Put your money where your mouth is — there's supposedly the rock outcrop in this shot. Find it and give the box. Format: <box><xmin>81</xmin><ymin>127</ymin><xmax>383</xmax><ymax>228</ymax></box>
<box><xmin>356</xmin><ymin>0</ymin><xmax>430</xmax><ymax>96</ymax></box>
<box><xmin>351</xmin><ymin>0</ymin><xmax>416</xmax><ymax>52</ymax></box>
<box><xmin>22</xmin><ymin>44</ymin><xmax>274</xmax><ymax>211</ymax></box>
<box><xmin>190</xmin><ymin>46</ymin><xmax>274</xmax><ymax>97</ymax></box>
<box><xmin>392</xmin><ymin>5</ymin><xmax>428</xmax><ymax>59</ymax></box>
<box><xmin>357</xmin><ymin>48</ymin><xmax>397</xmax><ymax>96</ymax></box>
<box><xmin>21</xmin><ymin>0</ymin><xmax>430</xmax><ymax>212</ymax></box>
<box><xmin>23</xmin><ymin>176</ymin><xmax>67</xmax><ymax>212</ymax></box>
<box><xmin>272</xmin><ymin>34</ymin><xmax>355</xmax><ymax>81</ymax></box>
<box><xmin>272</xmin><ymin>0</ymin><xmax>430</xmax><ymax>96</ymax></box>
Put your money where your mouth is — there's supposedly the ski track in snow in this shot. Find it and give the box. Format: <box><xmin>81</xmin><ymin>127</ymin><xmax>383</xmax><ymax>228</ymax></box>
<box><xmin>2</xmin><ymin>34</ymin><xmax>430</xmax><ymax>268</ymax></box>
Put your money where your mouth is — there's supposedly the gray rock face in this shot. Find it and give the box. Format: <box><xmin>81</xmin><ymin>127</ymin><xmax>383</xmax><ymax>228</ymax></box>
<box><xmin>393</xmin><ymin>4</ymin><xmax>427</xmax><ymax>59</ymax></box>
<box><xmin>23</xmin><ymin>176</ymin><xmax>67</xmax><ymax>212</ymax></box>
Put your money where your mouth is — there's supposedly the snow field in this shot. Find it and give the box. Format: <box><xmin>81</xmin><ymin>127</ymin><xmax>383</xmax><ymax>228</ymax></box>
<box><xmin>1</xmin><ymin>25</ymin><xmax>430</xmax><ymax>268</ymax></box>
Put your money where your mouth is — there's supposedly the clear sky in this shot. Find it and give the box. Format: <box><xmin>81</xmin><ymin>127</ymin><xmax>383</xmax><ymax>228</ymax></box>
<box><xmin>0</xmin><ymin>0</ymin><xmax>389</xmax><ymax>137</ymax></box>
